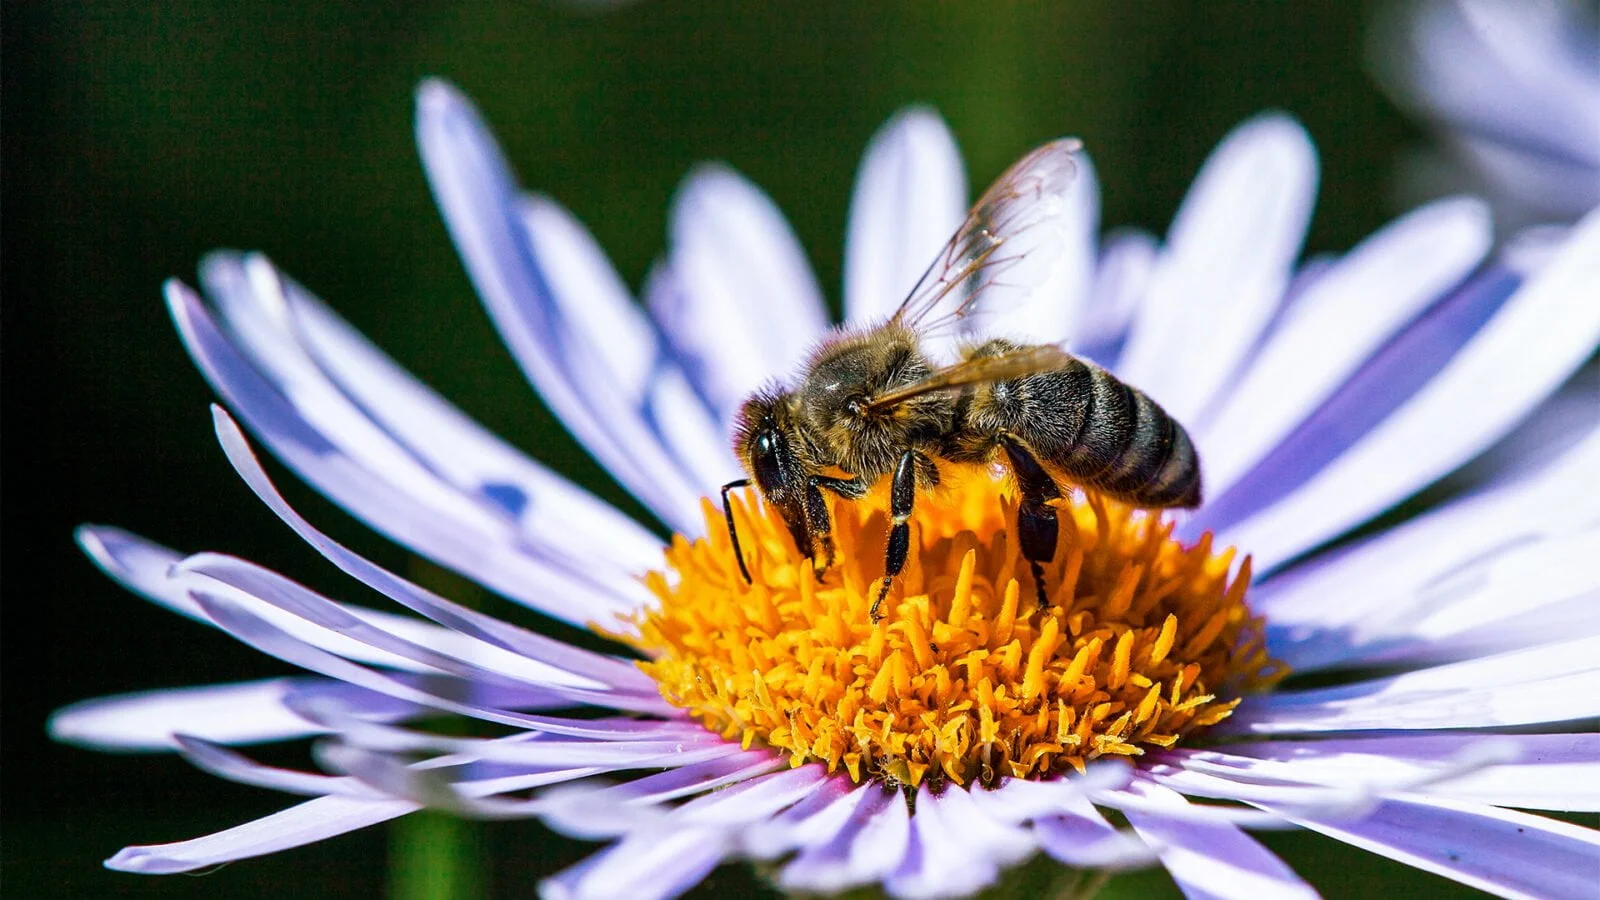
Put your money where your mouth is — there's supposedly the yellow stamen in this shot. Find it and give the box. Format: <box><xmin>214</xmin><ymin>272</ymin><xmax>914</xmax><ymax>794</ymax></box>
<box><xmin>622</xmin><ymin>470</ymin><xmax>1282</xmax><ymax>789</ymax></box>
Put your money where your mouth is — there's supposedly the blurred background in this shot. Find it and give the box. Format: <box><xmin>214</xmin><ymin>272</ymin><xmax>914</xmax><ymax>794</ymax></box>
<box><xmin>4</xmin><ymin>1</ymin><xmax>1489</xmax><ymax>896</ymax></box>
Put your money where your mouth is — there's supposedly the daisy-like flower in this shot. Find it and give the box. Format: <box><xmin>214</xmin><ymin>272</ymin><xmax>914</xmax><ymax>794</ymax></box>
<box><xmin>1370</xmin><ymin>0</ymin><xmax>1600</xmax><ymax>229</ymax></box>
<box><xmin>52</xmin><ymin>79</ymin><xmax>1600</xmax><ymax>899</ymax></box>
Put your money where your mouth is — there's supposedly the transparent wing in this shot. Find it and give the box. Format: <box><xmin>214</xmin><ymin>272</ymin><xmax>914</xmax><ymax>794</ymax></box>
<box><xmin>889</xmin><ymin>138</ymin><xmax>1084</xmax><ymax>337</ymax></box>
<box><xmin>866</xmin><ymin>344</ymin><xmax>1076</xmax><ymax>411</ymax></box>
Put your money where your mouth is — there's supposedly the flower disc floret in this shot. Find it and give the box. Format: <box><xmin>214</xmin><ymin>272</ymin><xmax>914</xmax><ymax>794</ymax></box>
<box><xmin>627</xmin><ymin>471</ymin><xmax>1282</xmax><ymax>789</ymax></box>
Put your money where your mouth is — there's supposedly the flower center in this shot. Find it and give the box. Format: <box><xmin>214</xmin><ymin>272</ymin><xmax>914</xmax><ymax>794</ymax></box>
<box><xmin>623</xmin><ymin>470</ymin><xmax>1282</xmax><ymax>789</ymax></box>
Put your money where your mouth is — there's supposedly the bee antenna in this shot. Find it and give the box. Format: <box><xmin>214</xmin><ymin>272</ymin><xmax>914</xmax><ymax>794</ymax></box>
<box><xmin>720</xmin><ymin>479</ymin><xmax>754</xmax><ymax>584</ymax></box>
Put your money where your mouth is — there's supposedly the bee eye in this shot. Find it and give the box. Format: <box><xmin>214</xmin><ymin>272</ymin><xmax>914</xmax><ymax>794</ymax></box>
<box><xmin>847</xmin><ymin>399</ymin><xmax>867</xmax><ymax>417</ymax></box>
<box><xmin>755</xmin><ymin>432</ymin><xmax>775</xmax><ymax>455</ymax></box>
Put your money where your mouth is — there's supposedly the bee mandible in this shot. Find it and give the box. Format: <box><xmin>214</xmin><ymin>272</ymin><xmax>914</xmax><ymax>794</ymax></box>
<box><xmin>723</xmin><ymin>138</ymin><xmax>1201</xmax><ymax>621</ymax></box>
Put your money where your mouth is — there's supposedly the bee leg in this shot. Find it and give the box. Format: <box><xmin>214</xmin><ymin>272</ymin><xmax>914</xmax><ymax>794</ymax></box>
<box><xmin>870</xmin><ymin>450</ymin><xmax>917</xmax><ymax>623</ymax></box>
<box><xmin>807</xmin><ymin>475</ymin><xmax>866</xmax><ymax>580</ymax></box>
<box><xmin>720</xmin><ymin>478</ymin><xmax>754</xmax><ymax>584</ymax></box>
<box><xmin>804</xmin><ymin>480</ymin><xmax>834</xmax><ymax>580</ymax></box>
<box><xmin>1000</xmin><ymin>436</ymin><xmax>1061</xmax><ymax>610</ymax></box>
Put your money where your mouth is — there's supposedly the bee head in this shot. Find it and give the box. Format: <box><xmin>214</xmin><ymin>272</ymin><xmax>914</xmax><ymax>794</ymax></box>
<box><xmin>734</xmin><ymin>389</ymin><xmax>813</xmax><ymax>556</ymax></box>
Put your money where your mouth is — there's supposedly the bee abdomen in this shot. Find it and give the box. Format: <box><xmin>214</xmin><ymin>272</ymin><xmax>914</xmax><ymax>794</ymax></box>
<box><xmin>1069</xmin><ymin>367</ymin><xmax>1201</xmax><ymax>509</ymax></box>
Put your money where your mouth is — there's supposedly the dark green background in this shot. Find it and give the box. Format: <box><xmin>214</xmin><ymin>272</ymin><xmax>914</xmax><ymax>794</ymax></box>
<box><xmin>5</xmin><ymin>1</ymin><xmax>1483</xmax><ymax>896</ymax></box>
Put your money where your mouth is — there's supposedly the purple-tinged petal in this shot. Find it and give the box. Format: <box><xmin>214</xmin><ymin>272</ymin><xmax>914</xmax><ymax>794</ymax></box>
<box><xmin>257</xmin><ymin>256</ymin><xmax>663</xmax><ymax>573</ymax></box>
<box><xmin>311</xmin><ymin>743</ymin><xmax>608</xmax><ymax>819</ymax></box>
<box><xmin>965</xmin><ymin>776</ymin><xmax>1157</xmax><ymax>870</ymax></box>
<box><xmin>1197</xmin><ymin>197</ymin><xmax>1492</xmax><ymax>494</ymax></box>
<box><xmin>997</xmin><ymin>151</ymin><xmax>1101</xmax><ymax>348</ymax></box>
<box><xmin>775</xmin><ymin>787</ymin><xmax>899</xmax><ymax>894</ymax></box>
<box><xmin>188</xmin><ymin>589</ymin><xmax>676</xmax><ymax>721</ymax></box>
<box><xmin>78</xmin><ymin>524</ymin><xmax>520</xmax><ymax>677</ymax></box>
<box><xmin>47</xmin><ymin>678</ymin><xmax>392</xmax><ymax>751</ymax></box>
<box><xmin>843</xmin><ymin>786</ymin><xmax>913</xmax><ymax>886</ymax></box>
<box><xmin>166</xmin><ymin>280</ymin><xmax>651</xmax><ymax>626</ymax></box>
<box><xmin>1176</xmin><ymin>733</ymin><xmax>1600</xmax><ymax>813</ymax></box>
<box><xmin>1188</xmin><ymin>263</ymin><xmax>1519</xmax><ymax>545</ymax></box>
<box><xmin>542</xmin><ymin>827</ymin><xmax>730</xmax><ymax>900</ymax></box>
<box><xmin>518</xmin><ymin>196</ymin><xmax>737</xmax><ymax>500</ymax></box>
<box><xmin>182</xmin><ymin>551</ymin><xmax>626</xmax><ymax>694</ymax></box>
<box><xmin>1119</xmin><ymin>114</ymin><xmax>1317</xmax><ymax>425</ymax></box>
<box><xmin>1216</xmin><ymin>208</ymin><xmax>1600</xmax><ymax>571</ymax></box>
<box><xmin>104</xmin><ymin>794</ymin><xmax>418</xmax><ymax>874</ymax></box>
<box><xmin>211</xmin><ymin>410</ymin><xmax>656</xmax><ymax>690</ymax></box>
<box><xmin>1306</xmin><ymin>527</ymin><xmax>1600</xmax><ymax>669</ymax></box>
<box><xmin>1254</xmin><ymin>427</ymin><xmax>1600</xmax><ymax>669</ymax></box>
<box><xmin>1223</xmin><ymin>635</ymin><xmax>1600</xmax><ymax>735</ymax></box>
<box><xmin>1372</xmin><ymin>0</ymin><xmax>1600</xmax><ymax>224</ymax></box>
<box><xmin>664</xmin><ymin>164</ymin><xmax>830</xmax><ymax>422</ymax></box>
<box><xmin>844</xmin><ymin>108</ymin><xmax>967</xmax><ymax>327</ymax></box>
<box><xmin>742</xmin><ymin>776</ymin><xmax>865</xmax><ymax>859</ymax></box>
<box><xmin>1074</xmin><ymin>228</ymin><xmax>1157</xmax><ymax>364</ymax></box>
<box><xmin>886</xmin><ymin>785</ymin><xmax>1035</xmax><ymax>900</ymax></box>
<box><xmin>1271</xmin><ymin>795</ymin><xmax>1600</xmax><ymax>900</ymax></box>
<box><xmin>535</xmin><ymin>753</ymin><xmax>784</xmax><ymax>839</ymax></box>
<box><xmin>674</xmin><ymin>765</ymin><xmax>830</xmax><ymax>827</ymax></box>
<box><xmin>172</xmin><ymin>735</ymin><xmax>377</xmax><ymax>798</ymax></box>
<box><xmin>1119</xmin><ymin>780</ymin><xmax>1320</xmax><ymax>900</ymax></box>
<box><xmin>414</xmin><ymin>80</ymin><xmax>713</xmax><ymax>530</ymax></box>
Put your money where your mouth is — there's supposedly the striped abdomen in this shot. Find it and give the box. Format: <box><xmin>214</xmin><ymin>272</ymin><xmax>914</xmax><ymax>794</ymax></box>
<box><xmin>953</xmin><ymin>343</ymin><xmax>1201</xmax><ymax>508</ymax></box>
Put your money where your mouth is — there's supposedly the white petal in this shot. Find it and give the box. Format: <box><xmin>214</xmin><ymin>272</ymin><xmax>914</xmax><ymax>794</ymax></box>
<box><xmin>1177</xmin><ymin>733</ymin><xmax>1600</xmax><ymax>813</ymax></box>
<box><xmin>1074</xmin><ymin>228</ymin><xmax>1158</xmax><ymax>359</ymax></box>
<box><xmin>49</xmin><ymin>678</ymin><xmax>341</xmax><ymax>750</ymax></box>
<box><xmin>742</xmin><ymin>778</ymin><xmax>866</xmax><ymax>859</ymax></box>
<box><xmin>993</xmin><ymin>151</ymin><xmax>1101</xmax><ymax>347</ymax></box>
<box><xmin>846</xmin><ymin>787</ymin><xmax>913</xmax><ymax>884</ymax></box>
<box><xmin>415</xmin><ymin>80</ymin><xmax>714</xmax><ymax>530</ymax></box>
<box><xmin>844</xmin><ymin>108</ymin><xmax>968</xmax><ymax>326</ymax></box>
<box><xmin>1257</xmin><ymin>427</ymin><xmax>1600</xmax><ymax>637</ymax></box>
<box><xmin>1223</xmin><ymin>208</ymin><xmax>1600</xmax><ymax>571</ymax></box>
<box><xmin>272</xmin><ymin>260</ymin><xmax>663</xmax><ymax>573</ymax></box>
<box><xmin>521</xmin><ymin>196</ymin><xmax>734</xmax><ymax>511</ymax></box>
<box><xmin>172</xmin><ymin>735</ymin><xmax>377</xmax><ymax>797</ymax></box>
<box><xmin>666</xmin><ymin>164</ymin><xmax>830</xmax><ymax>421</ymax></box>
<box><xmin>189</xmin><ymin>589</ymin><xmax>676</xmax><ymax>723</ymax></box>
<box><xmin>1118</xmin><ymin>114</ymin><xmax>1318</xmax><ymax>424</ymax></box>
<box><xmin>886</xmin><ymin>785</ymin><xmax>1034</xmax><ymax>900</ymax></box>
<box><xmin>210</xmin><ymin>410</ymin><xmax>657</xmax><ymax>691</ymax></box>
<box><xmin>104</xmin><ymin>794</ymin><xmax>417</xmax><ymax>874</ymax></box>
<box><xmin>674</xmin><ymin>765</ymin><xmax>830</xmax><ymax>827</ymax></box>
<box><xmin>965</xmin><ymin>775</ymin><xmax>1157</xmax><ymax>870</ymax></box>
<box><xmin>1198</xmin><ymin>197</ymin><xmax>1492</xmax><ymax>493</ymax></box>
<box><xmin>179</xmin><ymin>552</ymin><xmax>615</xmax><ymax>693</ymax></box>
<box><xmin>1120</xmin><ymin>780</ymin><xmax>1320</xmax><ymax>900</ymax></box>
<box><xmin>541</xmin><ymin>827</ymin><xmax>729</xmax><ymax>900</ymax></box>
<box><xmin>1273</xmin><ymin>794</ymin><xmax>1600</xmax><ymax>900</ymax></box>
<box><xmin>1225</xmin><ymin>635</ymin><xmax>1600</xmax><ymax>734</ymax></box>
<box><xmin>167</xmin><ymin>280</ymin><xmax>653</xmax><ymax>626</ymax></box>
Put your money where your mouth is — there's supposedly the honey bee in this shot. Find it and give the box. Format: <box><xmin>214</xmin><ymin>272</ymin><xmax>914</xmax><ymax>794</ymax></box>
<box><xmin>723</xmin><ymin>139</ymin><xmax>1200</xmax><ymax>621</ymax></box>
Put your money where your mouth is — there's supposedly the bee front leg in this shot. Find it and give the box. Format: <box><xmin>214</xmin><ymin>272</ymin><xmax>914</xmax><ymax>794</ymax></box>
<box><xmin>806</xmin><ymin>474</ymin><xmax>865</xmax><ymax>580</ymax></box>
<box><xmin>870</xmin><ymin>449</ymin><xmax>917</xmax><ymax>623</ymax></box>
<box><xmin>1000</xmin><ymin>435</ymin><xmax>1061</xmax><ymax>610</ymax></box>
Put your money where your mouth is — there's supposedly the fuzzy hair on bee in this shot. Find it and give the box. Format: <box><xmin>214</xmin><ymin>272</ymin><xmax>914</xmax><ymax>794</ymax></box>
<box><xmin>721</xmin><ymin>137</ymin><xmax>1201</xmax><ymax>619</ymax></box>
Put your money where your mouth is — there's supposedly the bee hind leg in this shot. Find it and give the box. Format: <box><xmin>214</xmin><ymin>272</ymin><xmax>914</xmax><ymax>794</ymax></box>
<box><xmin>1000</xmin><ymin>436</ymin><xmax>1061</xmax><ymax>610</ymax></box>
<box><xmin>869</xmin><ymin>450</ymin><xmax>917</xmax><ymax>623</ymax></box>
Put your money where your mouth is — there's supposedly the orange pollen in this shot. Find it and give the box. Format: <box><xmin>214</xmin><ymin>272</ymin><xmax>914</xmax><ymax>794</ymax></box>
<box><xmin>618</xmin><ymin>470</ymin><xmax>1284</xmax><ymax>789</ymax></box>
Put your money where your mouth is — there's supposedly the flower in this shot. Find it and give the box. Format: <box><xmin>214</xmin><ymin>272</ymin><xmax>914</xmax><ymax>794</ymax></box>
<box><xmin>1369</xmin><ymin>0</ymin><xmax>1600</xmax><ymax>230</ymax></box>
<box><xmin>51</xmin><ymin>79</ymin><xmax>1600</xmax><ymax>899</ymax></box>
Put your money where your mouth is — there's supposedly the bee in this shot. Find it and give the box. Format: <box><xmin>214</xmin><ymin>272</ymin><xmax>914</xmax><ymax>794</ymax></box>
<box><xmin>722</xmin><ymin>138</ymin><xmax>1200</xmax><ymax>621</ymax></box>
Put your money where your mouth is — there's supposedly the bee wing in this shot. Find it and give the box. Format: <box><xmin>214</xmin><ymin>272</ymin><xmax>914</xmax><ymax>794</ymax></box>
<box><xmin>866</xmin><ymin>344</ymin><xmax>1076</xmax><ymax>411</ymax></box>
<box><xmin>888</xmin><ymin>138</ymin><xmax>1084</xmax><ymax>338</ymax></box>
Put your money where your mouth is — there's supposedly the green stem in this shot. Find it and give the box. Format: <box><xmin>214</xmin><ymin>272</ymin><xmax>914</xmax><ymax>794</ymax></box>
<box><xmin>388</xmin><ymin>810</ymin><xmax>484</xmax><ymax>900</ymax></box>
